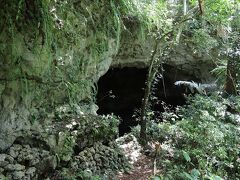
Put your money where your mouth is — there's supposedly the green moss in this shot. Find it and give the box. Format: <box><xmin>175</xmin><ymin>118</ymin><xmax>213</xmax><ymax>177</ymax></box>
<box><xmin>0</xmin><ymin>0</ymin><xmax>165</xmax><ymax>110</ymax></box>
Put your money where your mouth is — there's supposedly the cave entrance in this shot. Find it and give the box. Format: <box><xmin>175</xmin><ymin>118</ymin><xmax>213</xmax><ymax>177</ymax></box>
<box><xmin>96</xmin><ymin>66</ymin><xmax>192</xmax><ymax>136</ymax></box>
<box><xmin>97</xmin><ymin>67</ymin><xmax>146</xmax><ymax>136</ymax></box>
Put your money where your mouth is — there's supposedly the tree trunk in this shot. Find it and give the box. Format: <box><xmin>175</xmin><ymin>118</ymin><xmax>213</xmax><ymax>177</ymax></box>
<box><xmin>139</xmin><ymin>42</ymin><xmax>159</xmax><ymax>146</ymax></box>
<box><xmin>225</xmin><ymin>57</ymin><xmax>237</xmax><ymax>95</ymax></box>
<box><xmin>183</xmin><ymin>0</ymin><xmax>187</xmax><ymax>15</ymax></box>
<box><xmin>139</xmin><ymin>6</ymin><xmax>199</xmax><ymax>146</ymax></box>
<box><xmin>198</xmin><ymin>0</ymin><xmax>204</xmax><ymax>15</ymax></box>
<box><xmin>224</xmin><ymin>0</ymin><xmax>238</xmax><ymax>96</ymax></box>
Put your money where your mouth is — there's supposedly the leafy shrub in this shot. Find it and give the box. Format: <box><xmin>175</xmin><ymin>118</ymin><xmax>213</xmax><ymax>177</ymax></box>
<box><xmin>134</xmin><ymin>94</ymin><xmax>240</xmax><ymax>179</ymax></box>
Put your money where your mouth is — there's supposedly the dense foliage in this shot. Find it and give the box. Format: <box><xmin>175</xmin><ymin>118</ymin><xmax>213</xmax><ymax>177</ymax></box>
<box><xmin>133</xmin><ymin>94</ymin><xmax>240</xmax><ymax>179</ymax></box>
<box><xmin>0</xmin><ymin>0</ymin><xmax>239</xmax><ymax>179</ymax></box>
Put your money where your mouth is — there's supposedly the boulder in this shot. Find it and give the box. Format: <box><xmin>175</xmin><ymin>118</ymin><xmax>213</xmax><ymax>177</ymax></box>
<box><xmin>5</xmin><ymin>164</ymin><xmax>25</xmax><ymax>171</ymax></box>
<box><xmin>12</xmin><ymin>171</ymin><xmax>25</xmax><ymax>180</ymax></box>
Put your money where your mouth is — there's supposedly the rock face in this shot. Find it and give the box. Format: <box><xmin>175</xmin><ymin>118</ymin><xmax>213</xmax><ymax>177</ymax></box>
<box><xmin>71</xmin><ymin>142</ymin><xmax>130</xmax><ymax>176</ymax></box>
<box><xmin>0</xmin><ymin>105</ymin><xmax>31</xmax><ymax>151</ymax></box>
<box><xmin>0</xmin><ymin>0</ymin><xmax>118</xmax><ymax>151</ymax></box>
<box><xmin>0</xmin><ymin>0</ymin><xmax>216</xmax><ymax>151</ymax></box>
<box><xmin>113</xmin><ymin>37</ymin><xmax>215</xmax><ymax>82</ymax></box>
<box><xmin>0</xmin><ymin>144</ymin><xmax>56</xmax><ymax>179</ymax></box>
<box><xmin>0</xmin><ymin>114</ymin><xmax>127</xmax><ymax>179</ymax></box>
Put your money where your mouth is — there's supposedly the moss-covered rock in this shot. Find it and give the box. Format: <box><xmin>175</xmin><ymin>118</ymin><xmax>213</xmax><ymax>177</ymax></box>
<box><xmin>0</xmin><ymin>0</ymin><xmax>122</xmax><ymax>150</ymax></box>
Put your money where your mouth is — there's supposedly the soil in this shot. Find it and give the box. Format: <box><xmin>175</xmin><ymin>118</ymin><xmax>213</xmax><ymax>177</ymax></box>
<box><xmin>117</xmin><ymin>154</ymin><xmax>159</xmax><ymax>180</ymax></box>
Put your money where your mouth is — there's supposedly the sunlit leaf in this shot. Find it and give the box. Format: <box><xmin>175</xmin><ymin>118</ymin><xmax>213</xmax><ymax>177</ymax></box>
<box><xmin>183</xmin><ymin>150</ymin><xmax>191</xmax><ymax>162</ymax></box>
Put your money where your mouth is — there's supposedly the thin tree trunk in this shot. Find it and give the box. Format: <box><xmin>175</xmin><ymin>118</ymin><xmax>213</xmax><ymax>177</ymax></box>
<box><xmin>176</xmin><ymin>0</ymin><xmax>187</xmax><ymax>42</ymax></box>
<box><xmin>139</xmin><ymin>41</ymin><xmax>159</xmax><ymax>146</ymax></box>
<box><xmin>224</xmin><ymin>0</ymin><xmax>238</xmax><ymax>96</ymax></box>
<box><xmin>198</xmin><ymin>0</ymin><xmax>204</xmax><ymax>15</ymax></box>
<box><xmin>139</xmin><ymin>6</ymin><xmax>199</xmax><ymax>146</ymax></box>
<box><xmin>225</xmin><ymin>57</ymin><xmax>237</xmax><ymax>95</ymax></box>
<box><xmin>183</xmin><ymin>0</ymin><xmax>187</xmax><ymax>15</ymax></box>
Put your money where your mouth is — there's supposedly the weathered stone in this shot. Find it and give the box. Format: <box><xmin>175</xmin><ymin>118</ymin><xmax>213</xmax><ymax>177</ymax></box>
<box><xmin>12</xmin><ymin>144</ymin><xmax>22</xmax><ymax>151</ymax></box>
<box><xmin>9</xmin><ymin>147</ymin><xmax>19</xmax><ymax>158</ymax></box>
<box><xmin>25</xmin><ymin>154</ymin><xmax>34</xmax><ymax>161</ymax></box>
<box><xmin>0</xmin><ymin>167</ymin><xmax>4</xmax><ymax>173</ymax></box>
<box><xmin>12</xmin><ymin>171</ymin><xmax>25</xmax><ymax>180</ymax></box>
<box><xmin>41</xmin><ymin>150</ymin><xmax>50</xmax><ymax>157</ymax></box>
<box><xmin>5</xmin><ymin>155</ymin><xmax>14</xmax><ymax>163</ymax></box>
<box><xmin>0</xmin><ymin>174</ymin><xmax>7</xmax><ymax>180</ymax></box>
<box><xmin>0</xmin><ymin>108</ymin><xmax>31</xmax><ymax>151</ymax></box>
<box><xmin>0</xmin><ymin>161</ymin><xmax>9</xmax><ymax>168</ymax></box>
<box><xmin>0</xmin><ymin>154</ymin><xmax>7</xmax><ymax>162</ymax></box>
<box><xmin>5</xmin><ymin>164</ymin><xmax>25</xmax><ymax>171</ymax></box>
<box><xmin>23</xmin><ymin>145</ymin><xmax>31</xmax><ymax>149</ymax></box>
<box><xmin>24</xmin><ymin>175</ymin><xmax>31</xmax><ymax>180</ymax></box>
<box><xmin>46</xmin><ymin>135</ymin><xmax>57</xmax><ymax>150</ymax></box>
<box><xmin>35</xmin><ymin>155</ymin><xmax>57</xmax><ymax>174</ymax></box>
<box><xmin>29</xmin><ymin>158</ymin><xmax>39</xmax><ymax>166</ymax></box>
<box><xmin>31</xmin><ymin>148</ymin><xmax>40</xmax><ymax>154</ymax></box>
<box><xmin>26</xmin><ymin>167</ymin><xmax>36</xmax><ymax>177</ymax></box>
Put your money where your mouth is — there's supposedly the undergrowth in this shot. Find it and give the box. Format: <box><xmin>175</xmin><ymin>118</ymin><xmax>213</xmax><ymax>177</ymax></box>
<box><xmin>132</xmin><ymin>94</ymin><xmax>240</xmax><ymax>179</ymax></box>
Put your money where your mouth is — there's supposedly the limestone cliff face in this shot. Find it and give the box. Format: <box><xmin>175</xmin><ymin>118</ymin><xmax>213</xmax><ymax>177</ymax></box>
<box><xmin>0</xmin><ymin>0</ymin><xmax>118</xmax><ymax>150</ymax></box>
<box><xmin>0</xmin><ymin>0</ymin><xmax>216</xmax><ymax>150</ymax></box>
<box><xmin>113</xmin><ymin>34</ymin><xmax>215</xmax><ymax>82</ymax></box>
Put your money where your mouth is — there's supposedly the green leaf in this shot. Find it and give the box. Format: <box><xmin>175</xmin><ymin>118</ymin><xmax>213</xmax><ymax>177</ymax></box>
<box><xmin>190</xmin><ymin>169</ymin><xmax>201</xmax><ymax>179</ymax></box>
<box><xmin>153</xmin><ymin>176</ymin><xmax>161</xmax><ymax>180</ymax></box>
<box><xmin>210</xmin><ymin>175</ymin><xmax>223</xmax><ymax>180</ymax></box>
<box><xmin>182</xmin><ymin>172</ymin><xmax>193</xmax><ymax>180</ymax></box>
<box><xmin>183</xmin><ymin>150</ymin><xmax>191</xmax><ymax>162</ymax></box>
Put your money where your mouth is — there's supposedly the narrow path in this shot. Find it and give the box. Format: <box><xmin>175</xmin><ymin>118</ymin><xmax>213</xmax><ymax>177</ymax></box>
<box><xmin>116</xmin><ymin>135</ymin><xmax>161</xmax><ymax>180</ymax></box>
<box><xmin>117</xmin><ymin>154</ymin><xmax>154</xmax><ymax>180</ymax></box>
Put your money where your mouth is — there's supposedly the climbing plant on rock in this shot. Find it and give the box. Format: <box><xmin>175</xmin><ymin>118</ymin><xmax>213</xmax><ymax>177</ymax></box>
<box><xmin>140</xmin><ymin>1</ymin><xmax>201</xmax><ymax>145</ymax></box>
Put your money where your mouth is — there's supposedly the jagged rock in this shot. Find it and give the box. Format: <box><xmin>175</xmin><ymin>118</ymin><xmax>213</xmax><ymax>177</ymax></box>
<box><xmin>12</xmin><ymin>144</ymin><xmax>22</xmax><ymax>151</ymax></box>
<box><xmin>40</xmin><ymin>150</ymin><xmax>50</xmax><ymax>158</ymax></box>
<box><xmin>9</xmin><ymin>147</ymin><xmax>19</xmax><ymax>158</ymax></box>
<box><xmin>23</xmin><ymin>145</ymin><xmax>31</xmax><ymax>150</ymax></box>
<box><xmin>0</xmin><ymin>154</ymin><xmax>7</xmax><ymax>161</ymax></box>
<box><xmin>29</xmin><ymin>158</ymin><xmax>40</xmax><ymax>166</ymax></box>
<box><xmin>36</xmin><ymin>155</ymin><xmax>57</xmax><ymax>175</ymax></box>
<box><xmin>0</xmin><ymin>105</ymin><xmax>31</xmax><ymax>151</ymax></box>
<box><xmin>31</xmin><ymin>148</ymin><xmax>40</xmax><ymax>154</ymax></box>
<box><xmin>5</xmin><ymin>155</ymin><xmax>14</xmax><ymax>163</ymax></box>
<box><xmin>17</xmin><ymin>146</ymin><xmax>40</xmax><ymax>165</ymax></box>
<box><xmin>0</xmin><ymin>167</ymin><xmax>4</xmax><ymax>173</ymax></box>
<box><xmin>116</xmin><ymin>134</ymin><xmax>142</xmax><ymax>164</ymax></box>
<box><xmin>72</xmin><ymin>141</ymin><xmax>129</xmax><ymax>176</ymax></box>
<box><xmin>46</xmin><ymin>135</ymin><xmax>57</xmax><ymax>150</ymax></box>
<box><xmin>0</xmin><ymin>113</ymin><xmax>122</xmax><ymax>178</ymax></box>
<box><xmin>12</xmin><ymin>170</ymin><xmax>25</xmax><ymax>180</ymax></box>
<box><xmin>0</xmin><ymin>161</ymin><xmax>8</xmax><ymax>168</ymax></box>
<box><xmin>89</xmin><ymin>147</ymin><xmax>95</xmax><ymax>154</ymax></box>
<box><xmin>71</xmin><ymin>162</ymin><xmax>78</xmax><ymax>170</ymax></box>
<box><xmin>0</xmin><ymin>142</ymin><xmax>59</xmax><ymax>178</ymax></box>
<box><xmin>5</xmin><ymin>164</ymin><xmax>25</xmax><ymax>171</ymax></box>
<box><xmin>25</xmin><ymin>154</ymin><xmax>34</xmax><ymax>161</ymax></box>
<box><xmin>26</xmin><ymin>167</ymin><xmax>36</xmax><ymax>177</ymax></box>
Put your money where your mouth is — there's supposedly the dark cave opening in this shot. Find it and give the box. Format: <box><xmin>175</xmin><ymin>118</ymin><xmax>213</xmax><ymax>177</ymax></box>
<box><xmin>97</xmin><ymin>67</ymin><xmax>146</xmax><ymax>136</ymax></box>
<box><xmin>96</xmin><ymin>66</ymin><xmax>198</xmax><ymax>136</ymax></box>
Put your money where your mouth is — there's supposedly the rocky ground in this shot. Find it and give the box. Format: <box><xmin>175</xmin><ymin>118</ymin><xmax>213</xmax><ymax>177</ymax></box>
<box><xmin>0</xmin><ymin>132</ymin><xmax>157</xmax><ymax>180</ymax></box>
<box><xmin>116</xmin><ymin>135</ymin><xmax>159</xmax><ymax>180</ymax></box>
<box><xmin>0</xmin><ymin>114</ymin><xmax>131</xmax><ymax>179</ymax></box>
<box><xmin>117</xmin><ymin>155</ymin><xmax>154</xmax><ymax>180</ymax></box>
<box><xmin>0</xmin><ymin>144</ymin><xmax>56</xmax><ymax>179</ymax></box>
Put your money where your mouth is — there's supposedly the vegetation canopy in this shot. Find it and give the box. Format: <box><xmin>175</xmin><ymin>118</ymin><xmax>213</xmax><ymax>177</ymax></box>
<box><xmin>0</xmin><ymin>0</ymin><xmax>239</xmax><ymax>179</ymax></box>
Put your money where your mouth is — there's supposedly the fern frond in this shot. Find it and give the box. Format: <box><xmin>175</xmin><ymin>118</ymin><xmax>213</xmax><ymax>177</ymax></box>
<box><xmin>174</xmin><ymin>80</ymin><xmax>218</xmax><ymax>94</ymax></box>
<box><xmin>174</xmin><ymin>81</ymin><xmax>200</xmax><ymax>93</ymax></box>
